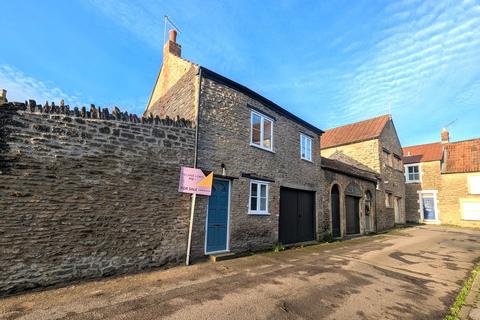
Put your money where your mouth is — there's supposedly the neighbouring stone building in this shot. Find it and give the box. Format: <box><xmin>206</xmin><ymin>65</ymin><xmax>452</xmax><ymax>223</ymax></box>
<box><xmin>0</xmin><ymin>100</ymin><xmax>195</xmax><ymax>295</ymax></box>
<box><xmin>321</xmin><ymin>157</ymin><xmax>378</xmax><ymax>238</ymax></box>
<box><xmin>403</xmin><ymin>129</ymin><xmax>480</xmax><ymax>228</ymax></box>
<box><xmin>320</xmin><ymin>115</ymin><xmax>406</xmax><ymax>231</ymax></box>
<box><xmin>146</xmin><ymin>30</ymin><xmax>325</xmax><ymax>257</ymax></box>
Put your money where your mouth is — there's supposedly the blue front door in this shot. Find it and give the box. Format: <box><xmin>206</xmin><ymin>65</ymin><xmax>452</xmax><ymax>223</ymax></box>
<box><xmin>206</xmin><ymin>179</ymin><xmax>229</xmax><ymax>253</ymax></box>
<box><xmin>422</xmin><ymin>196</ymin><xmax>436</xmax><ymax>220</ymax></box>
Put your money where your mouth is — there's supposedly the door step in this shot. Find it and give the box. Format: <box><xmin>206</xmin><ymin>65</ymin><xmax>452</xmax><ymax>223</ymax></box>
<box><xmin>210</xmin><ymin>252</ymin><xmax>236</xmax><ymax>263</ymax></box>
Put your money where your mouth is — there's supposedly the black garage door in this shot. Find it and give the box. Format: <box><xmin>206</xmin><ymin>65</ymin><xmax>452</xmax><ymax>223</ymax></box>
<box><xmin>345</xmin><ymin>196</ymin><xmax>360</xmax><ymax>235</ymax></box>
<box><xmin>279</xmin><ymin>188</ymin><xmax>315</xmax><ymax>244</ymax></box>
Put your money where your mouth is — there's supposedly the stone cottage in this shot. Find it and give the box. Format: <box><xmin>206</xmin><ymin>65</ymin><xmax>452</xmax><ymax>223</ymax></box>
<box><xmin>320</xmin><ymin>115</ymin><xmax>406</xmax><ymax>231</ymax></box>
<box><xmin>403</xmin><ymin>129</ymin><xmax>480</xmax><ymax>228</ymax></box>
<box><xmin>146</xmin><ymin>30</ymin><xmax>326</xmax><ymax>257</ymax></box>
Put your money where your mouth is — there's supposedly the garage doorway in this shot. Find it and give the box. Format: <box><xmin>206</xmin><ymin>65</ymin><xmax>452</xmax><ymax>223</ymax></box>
<box><xmin>345</xmin><ymin>196</ymin><xmax>360</xmax><ymax>235</ymax></box>
<box><xmin>279</xmin><ymin>188</ymin><xmax>315</xmax><ymax>244</ymax></box>
<box><xmin>331</xmin><ymin>185</ymin><xmax>341</xmax><ymax>238</ymax></box>
<box><xmin>345</xmin><ymin>182</ymin><xmax>362</xmax><ymax>235</ymax></box>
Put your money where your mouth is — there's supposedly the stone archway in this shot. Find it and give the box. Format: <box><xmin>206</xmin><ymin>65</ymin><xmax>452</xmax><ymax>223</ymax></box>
<box><xmin>365</xmin><ymin>190</ymin><xmax>374</xmax><ymax>233</ymax></box>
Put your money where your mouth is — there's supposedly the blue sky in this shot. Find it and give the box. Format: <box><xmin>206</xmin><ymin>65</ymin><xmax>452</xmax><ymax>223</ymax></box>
<box><xmin>1</xmin><ymin>0</ymin><xmax>479</xmax><ymax>146</ymax></box>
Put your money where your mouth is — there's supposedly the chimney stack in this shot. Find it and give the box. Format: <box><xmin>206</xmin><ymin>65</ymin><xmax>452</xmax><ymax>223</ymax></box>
<box><xmin>163</xmin><ymin>29</ymin><xmax>181</xmax><ymax>58</ymax></box>
<box><xmin>0</xmin><ymin>89</ymin><xmax>7</xmax><ymax>104</ymax></box>
<box><xmin>441</xmin><ymin>128</ymin><xmax>450</xmax><ymax>144</ymax></box>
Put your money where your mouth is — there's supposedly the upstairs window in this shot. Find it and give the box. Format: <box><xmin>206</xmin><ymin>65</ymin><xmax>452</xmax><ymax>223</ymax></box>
<box><xmin>385</xmin><ymin>192</ymin><xmax>393</xmax><ymax>208</ymax></box>
<box><xmin>405</xmin><ymin>164</ymin><xmax>420</xmax><ymax>183</ymax></box>
<box><xmin>249</xmin><ymin>180</ymin><xmax>269</xmax><ymax>215</ymax></box>
<box><xmin>300</xmin><ymin>134</ymin><xmax>312</xmax><ymax>161</ymax></box>
<box><xmin>383</xmin><ymin>150</ymin><xmax>393</xmax><ymax>167</ymax></box>
<box><xmin>393</xmin><ymin>155</ymin><xmax>403</xmax><ymax>171</ymax></box>
<box><xmin>251</xmin><ymin>111</ymin><xmax>273</xmax><ymax>151</ymax></box>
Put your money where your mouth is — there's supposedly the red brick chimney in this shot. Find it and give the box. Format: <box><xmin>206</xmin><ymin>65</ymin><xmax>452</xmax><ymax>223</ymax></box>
<box><xmin>441</xmin><ymin>128</ymin><xmax>450</xmax><ymax>144</ymax></box>
<box><xmin>163</xmin><ymin>29</ymin><xmax>181</xmax><ymax>58</ymax></box>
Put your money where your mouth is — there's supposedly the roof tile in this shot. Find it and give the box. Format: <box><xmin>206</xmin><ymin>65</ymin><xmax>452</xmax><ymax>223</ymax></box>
<box><xmin>402</xmin><ymin>142</ymin><xmax>443</xmax><ymax>163</ymax></box>
<box><xmin>444</xmin><ymin>139</ymin><xmax>480</xmax><ymax>173</ymax></box>
<box><xmin>321</xmin><ymin>115</ymin><xmax>390</xmax><ymax>149</ymax></box>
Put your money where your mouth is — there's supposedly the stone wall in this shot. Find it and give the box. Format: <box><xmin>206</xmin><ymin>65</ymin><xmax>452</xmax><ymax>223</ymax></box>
<box><xmin>322</xmin><ymin>170</ymin><xmax>376</xmax><ymax>237</ymax></box>
<box><xmin>405</xmin><ymin>161</ymin><xmax>441</xmax><ymax>222</ymax></box>
<box><xmin>405</xmin><ymin>183</ymin><xmax>421</xmax><ymax>222</ymax></box>
<box><xmin>405</xmin><ymin>159</ymin><xmax>480</xmax><ymax>227</ymax></box>
<box><xmin>321</xmin><ymin>139</ymin><xmax>381</xmax><ymax>173</ymax></box>
<box><xmin>190</xmin><ymin>77</ymin><xmax>324</xmax><ymax>257</ymax></box>
<box><xmin>321</xmin><ymin>119</ymin><xmax>406</xmax><ymax>232</ymax></box>
<box><xmin>145</xmin><ymin>51</ymin><xmax>199</xmax><ymax>122</ymax></box>
<box><xmin>377</xmin><ymin>120</ymin><xmax>406</xmax><ymax>230</ymax></box>
<box><xmin>439</xmin><ymin>172</ymin><xmax>480</xmax><ymax>228</ymax></box>
<box><xmin>0</xmin><ymin>101</ymin><xmax>195</xmax><ymax>295</ymax></box>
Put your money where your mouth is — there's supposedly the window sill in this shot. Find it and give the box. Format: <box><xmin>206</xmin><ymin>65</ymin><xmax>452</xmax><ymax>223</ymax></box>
<box><xmin>406</xmin><ymin>181</ymin><xmax>421</xmax><ymax>184</ymax></box>
<box><xmin>301</xmin><ymin>157</ymin><xmax>313</xmax><ymax>163</ymax></box>
<box><xmin>248</xmin><ymin>212</ymin><xmax>270</xmax><ymax>216</ymax></box>
<box><xmin>250</xmin><ymin>143</ymin><xmax>275</xmax><ymax>153</ymax></box>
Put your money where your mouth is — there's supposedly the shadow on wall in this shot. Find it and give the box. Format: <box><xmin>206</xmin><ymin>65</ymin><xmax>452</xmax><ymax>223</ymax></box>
<box><xmin>326</xmin><ymin>151</ymin><xmax>375</xmax><ymax>173</ymax></box>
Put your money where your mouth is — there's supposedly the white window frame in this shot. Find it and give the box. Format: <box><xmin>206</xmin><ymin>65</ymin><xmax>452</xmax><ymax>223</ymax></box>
<box><xmin>418</xmin><ymin>190</ymin><xmax>440</xmax><ymax>223</ymax></box>
<box><xmin>468</xmin><ymin>176</ymin><xmax>480</xmax><ymax>195</ymax></box>
<box><xmin>248</xmin><ymin>180</ymin><xmax>270</xmax><ymax>215</ymax></box>
<box><xmin>404</xmin><ymin>163</ymin><xmax>421</xmax><ymax>183</ymax></box>
<box><xmin>250</xmin><ymin>111</ymin><xmax>274</xmax><ymax>152</ymax></box>
<box><xmin>300</xmin><ymin>134</ymin><xmax>312</xmax><ymax>161</ymax></box>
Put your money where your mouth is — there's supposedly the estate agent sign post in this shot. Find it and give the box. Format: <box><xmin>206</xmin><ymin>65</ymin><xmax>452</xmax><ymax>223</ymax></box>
<box><xmin>178</xmin><ymin>167</ymin><xmax>213</xmax><ymax>265</ymax></box>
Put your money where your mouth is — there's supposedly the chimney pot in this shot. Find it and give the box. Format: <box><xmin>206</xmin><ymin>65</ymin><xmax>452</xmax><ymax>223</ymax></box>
<box><xmin>169</xmin><ymin>29</ymin><xmax>177</xmax><ymax>43</ymax></box>
<box><xmin>0</xmin><ymin>89</ymin><xmax>7</xmax><ymax>103</ymax></box>
<box><xmin>163</xmin><ymin>29</ymin><xmax>181</xmax><ymax>57</ymax></box>
<box><xmin>441</xmin><ymin>128</ymin><xmax>450</xmax><ymax>143</ymax></box>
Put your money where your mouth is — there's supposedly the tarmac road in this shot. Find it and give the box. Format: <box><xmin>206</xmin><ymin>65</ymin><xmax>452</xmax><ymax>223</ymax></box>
<box><xmin>1</xmin><ymin>225</ymin><xmax>480</xmax><ymax>320</ymax></box>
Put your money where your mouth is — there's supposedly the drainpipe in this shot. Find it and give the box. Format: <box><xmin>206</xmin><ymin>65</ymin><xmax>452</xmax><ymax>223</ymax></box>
<box><xmin>185</xmin><ymin>67</ymin><xmax>203</xmax><ymax>266</ymax></box>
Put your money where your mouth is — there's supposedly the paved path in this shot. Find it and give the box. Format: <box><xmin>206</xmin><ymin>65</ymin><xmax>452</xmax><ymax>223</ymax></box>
<box><xmin>1</xmin><ymin>225</ymin><xmax>480</xmax><ymax>320</ymax></box>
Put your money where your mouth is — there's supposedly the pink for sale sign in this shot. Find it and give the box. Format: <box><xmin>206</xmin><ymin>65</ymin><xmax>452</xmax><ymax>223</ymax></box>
<box><xmin>178</xmin><ymin>167</ymin><xmax>213</xmax><ymax>196</ymax></box>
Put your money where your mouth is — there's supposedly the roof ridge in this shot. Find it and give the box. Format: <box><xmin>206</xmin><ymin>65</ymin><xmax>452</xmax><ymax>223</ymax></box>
<box><xmin>403</xmin><ymin>141</ymin><xmax>441</xmax><ymax>149</ymax></box>
<box><xmin>446</xmin><ymin>137</ymin><xmax>480</xmax><ymax>145</ymax></box>
<box><xmin>324</xmin><ymin>114</ymin><xmax>390</xmax><ymax>132</ymax></box>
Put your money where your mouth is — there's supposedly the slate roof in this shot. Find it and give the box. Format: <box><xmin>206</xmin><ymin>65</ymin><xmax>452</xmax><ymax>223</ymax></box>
<box><xmin>321</xmin><ymin>115</ymin><xmax>391</xmax><ymax>149</ymax></box>
<box><xmin>402</xmin><ymin>142</ymin><xmax>443</xmax><ymax>164</ymax></box>
<box><xmin>321</xmin><ymin>157</ymin><xmax>379</xmax><ymax>182</ymax></box>
<box><xmin>444</xmin><ymin>138</ymin><xmax>480</xmax><ymax>173</ymax></box>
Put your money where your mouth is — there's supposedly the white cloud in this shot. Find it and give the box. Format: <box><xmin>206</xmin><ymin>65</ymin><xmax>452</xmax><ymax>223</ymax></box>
<box><xmin>324</xmin><ymin>0</ymin><xmax>480</xmax><ymax>125</ymax></box>
<box><xmin>0</xmin><ymin>64</ymin><xmax>82</xmax><ymax>106</ymax></box>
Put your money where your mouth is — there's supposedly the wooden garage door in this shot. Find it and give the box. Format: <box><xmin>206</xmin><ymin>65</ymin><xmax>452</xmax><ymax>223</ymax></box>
<box><xmin>279</xmin><ymin>188</ymin><xmax>315</xmax><ymax>244</ymax></box>
<box><xmin>345</xmin><ymin>196</ymin><xmax>360</xmax><ymax>235</ymax></box>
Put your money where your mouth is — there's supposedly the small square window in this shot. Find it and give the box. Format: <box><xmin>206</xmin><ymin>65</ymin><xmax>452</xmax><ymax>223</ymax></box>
<box><xmin>249</xmin><ymin>181</ymin><xmax>269</xmax><ymax>215</ymax></box>
<box><xmin>405</xmin><ymin>164</ymin><xmax>420</xmax><ymax>183</ymax></box>
<box><xmin>300</xmin><ymin>134</ymin><xmax>312</xmax><ymax>161</ymax></box>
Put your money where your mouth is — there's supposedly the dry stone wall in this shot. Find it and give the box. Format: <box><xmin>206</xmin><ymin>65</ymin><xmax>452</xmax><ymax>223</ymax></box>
<box><xmin>0</xmin><ymin>101</ymin><xmax>195</xmax><ymax>296</ymax></box>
